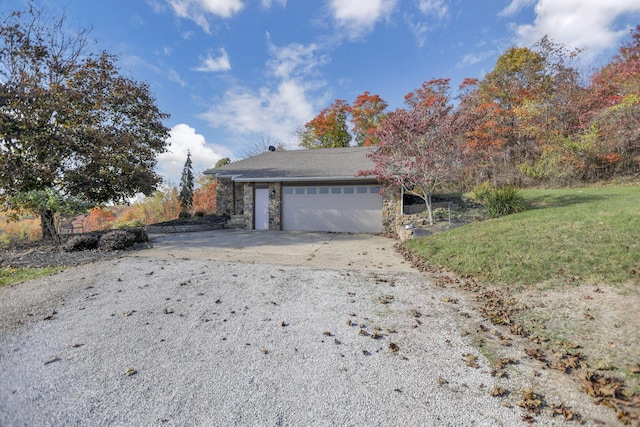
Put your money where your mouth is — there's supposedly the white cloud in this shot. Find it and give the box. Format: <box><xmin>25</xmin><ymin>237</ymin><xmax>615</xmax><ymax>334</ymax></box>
<box><xmin>266</xmin><ymin>37</ymin><xmax>324</xmax><ymax>79</ymax></box>
<box><xmin>329</xmin><ymin>0</ymin><xmax>398</xmax><ymax>39</ymax></box>
<box><xmin>198</xmin><ymin>38</ymin><xmax>329</xmax><ymax>152</ymax></box>
<box><xmin>168</xmin><ymin>69</ymin><xmax>187</xmax><ymax>86</ymax></box>
<box><xmin>511</xmin><ymin>0</ymin><xmax>640</xmax><ymax>58</ymax></box>
<box><xmin>457</xmin><ymin>49</ymin><xmax>498</xmax><ymax>68</ymax></box>
<box><xmin>499</xmin><ymin>0</ymin><xmax>536</xmax><ymax>17</ymax></box>
<box><xmin>418</xmin><ymin>0</ymin><xmax>448</xmax><ymax>19</ymax></box>
<box><xmin>157</xmin><ymin>124</ymin><xmax>232</xmax><ymax>184</ymax></box>
<box><xmin>165</xmin><ymin>0</ymin><xmax>244</xmax><ymax>32</ymax></box>
<box><xmin>261</xmin><ymin>0</ymin><xmax>286</xmax><ymax>9</ymax></box>
<box><xmin>406</xmin><ymin>0</ymin><xmax>450</xmax><ymax>47</ymax></box>
<box><xmin>193</xmin><ymin>48</ymin><xmax>231</xmax><ymax>72</ymax></box>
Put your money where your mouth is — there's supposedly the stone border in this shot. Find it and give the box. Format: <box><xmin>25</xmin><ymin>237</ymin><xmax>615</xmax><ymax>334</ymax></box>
<box><xmin>145</xmin><ymin>223</ymin><xmax>223</xmax><ymax>234</ymax></box>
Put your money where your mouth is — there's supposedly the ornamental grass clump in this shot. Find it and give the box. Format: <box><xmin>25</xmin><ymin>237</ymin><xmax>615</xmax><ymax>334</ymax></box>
<box><xmin>472</xmin><ymin>183</ymin><xmax>526</xmax><ymax>218</ymax></box>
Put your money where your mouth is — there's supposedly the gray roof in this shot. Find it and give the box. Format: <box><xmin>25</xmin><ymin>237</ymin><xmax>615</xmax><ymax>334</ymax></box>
<box><xmin>205</xmin><ymin>146</ymin><xmax>378</xmax><ymax>182</ymax></box>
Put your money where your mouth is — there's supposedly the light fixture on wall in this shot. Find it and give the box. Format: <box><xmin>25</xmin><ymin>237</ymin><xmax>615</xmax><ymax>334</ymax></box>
<box><xmin>271</xmin><ymin>189</ymin><xmax>276</xmax><ymax>197</ymax></box>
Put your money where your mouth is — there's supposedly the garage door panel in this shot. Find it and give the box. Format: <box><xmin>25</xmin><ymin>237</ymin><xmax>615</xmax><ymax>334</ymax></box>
<box><xmin>283</xmin><ymin>185</ymin><xmax>382</xmax><ymax>233</ymax></box>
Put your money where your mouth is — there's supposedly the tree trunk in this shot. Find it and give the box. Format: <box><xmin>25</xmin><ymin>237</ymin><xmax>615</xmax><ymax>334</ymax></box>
<box><xmin>40</xmin><ymin>209</ymin><xmax>59</xmax><ymax>243</ymax></box>
<box><xmin>426</xmin><ymin>193</ymin><xmax>434</xmax><ymax>225</ymax></box>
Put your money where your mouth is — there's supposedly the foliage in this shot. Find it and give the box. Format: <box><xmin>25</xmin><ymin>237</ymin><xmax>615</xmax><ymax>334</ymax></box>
<box><xmin>350</xmin><ymin>91</ymin><xmax>388</xmax><ymax>146</ymax></box>
<box><xmin>215</xmin><ymin>157</ymin><xmax>231</xmax><ymax>168</ymax></box>
<box><xmin>363</xmin><ymin>79</ymin><xmax>466</xmax><ymax>225</ymax></box>
<box><xmin>0</xmin><ymin>6</ymin><xmax>169</xmax><ymax>240</ymax></box>
<box><xmin>98</xmin><ymin>230</ymin><xmax>136</xmax><ymax>250</ymax></box>
<box><xmin>405</xmin><ymin>186</ymin><xmax>640</xmax><ymax>285</ymax></box>
<box><xmin>62</xmin><ymin>234</ymin><xmax>99</xmax><ymax>252</ymax></box>
<box><xmin>179</xmin><ymin>151</ymin><xmax>194</xmax><ymax>218</ymax></box>
<box><xmin>485</xmin><ymin>186</ymin><xmax>527</xmax><ymax>218</ymax></box>
<box><xmin>298</xmin><ymin>99</ymin><xmax>351</xmax><ymax>149</ymax></box>
<box><xmin>0</xmin><ymin>266</ymin><xmax>64</xmax><ymax>288</ymax></box>
<box><xmin>193</xmin><ymin>175</ymin><xmax>217</xmax><ymax>214</ymax></box>
<box><xmin>82</xmin><ymin>207</ymin><xmax>116</xmax><ymax>232</ymax></box>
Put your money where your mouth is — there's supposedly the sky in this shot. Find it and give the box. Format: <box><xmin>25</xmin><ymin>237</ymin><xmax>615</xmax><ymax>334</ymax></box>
<box><xmin>6</xmin><ymin>0</ymin><xmax>640</xmax><ymax>184</ymax></box>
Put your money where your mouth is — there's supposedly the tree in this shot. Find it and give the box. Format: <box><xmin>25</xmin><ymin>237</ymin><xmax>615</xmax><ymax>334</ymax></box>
<box><xmin>215</xmin><ymin>157</ymin><xmax>231</xmax><ymax>168</ymax></box>
<box><xmin>178</xmin><ymin>151</ymin><xmax>194</xmax><ymax>217</ymax></box>
<box><xmin>299</xmin><ymin>99</ymin><xmax>351</xmax><ymax>149</ymax></box>
<box><xmin>350</xmin><ymin>91</ymin><xmax>388</xmax><ymax>146</ymax></box>
<box><xmin>193</xmin><ymin>174</ymin><xmax>217</xmax><ymax>214</ymax></box>
<box><xmin>363</xmin><ymin>79</ymin><xmax>466</xmax><ymax>225</ymax></box>
<box><xmin>0</xmin><ymin>7</ymin><xmax>169</xmax><ymax>241</ymax></box>
<box><xmin>241</xmin><ymin>136</ymin><xmax>285</xmax><ymax>158</ymax></box>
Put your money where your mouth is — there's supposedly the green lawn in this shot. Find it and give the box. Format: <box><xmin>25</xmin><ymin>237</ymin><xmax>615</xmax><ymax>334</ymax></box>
<box><xmin>405</xmin><ymin>186</ymin><xmax>640</xmax><ymax>287</ymax></box>
<box><xmin>0</xmin><ymin>266</ymin><xmax>64</xmax><ymax>287</ymax></box>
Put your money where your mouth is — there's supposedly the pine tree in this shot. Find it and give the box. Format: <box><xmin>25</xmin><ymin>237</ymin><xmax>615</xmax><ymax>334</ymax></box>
<box><xmin>178</xmin><ymin>151</ymin><xmax>194</xmax><ymax>218</ymax></box>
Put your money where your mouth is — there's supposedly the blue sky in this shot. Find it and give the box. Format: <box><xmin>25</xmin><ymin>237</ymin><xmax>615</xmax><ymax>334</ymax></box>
<box><xmin>9</xmin><ymin>0</ymin><xmax>640</xmax><ymax>184</ymax></box>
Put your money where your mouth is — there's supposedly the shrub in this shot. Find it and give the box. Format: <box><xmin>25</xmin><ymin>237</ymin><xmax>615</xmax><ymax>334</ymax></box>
<box><xmin>194</xmin><ymin>210</ymin><xmax>206</xmax><ymax>217</ymax></box>
<box><xmin>485</xmin><ymin>186</ymin><xmax>527</xmax><ymax>218</ymax></box>
<box><xmin>98</xmin><ymin>230</ymin><xmax>136</xmax><ymax>250</ymax></box>
<box><xmin>471</xmin><ymin>181</ymin><xmax>493</xmax><ymax>204</ymax></box>
<box><xmin>471</xmin><ymin>182</ymin><xmax>527</xmax><ymax>218</ymax></box>
<box><xmin>63</xmin><ymin>234</ymin><xmax>99</xmax><ymax>252</ymax></box>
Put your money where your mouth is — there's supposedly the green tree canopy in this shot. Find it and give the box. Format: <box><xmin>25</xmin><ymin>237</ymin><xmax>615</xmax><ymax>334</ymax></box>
<box><xmin>0</xmin><ymin>7</ymin><xmax>169</xmax><ymax>240</ymax></box>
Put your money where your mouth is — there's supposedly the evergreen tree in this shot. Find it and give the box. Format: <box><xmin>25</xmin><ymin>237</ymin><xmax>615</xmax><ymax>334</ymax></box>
<box><xmin>179</xmin><ymin>151</ymin><xmax>194</xmax><ymax>217</ymax></box>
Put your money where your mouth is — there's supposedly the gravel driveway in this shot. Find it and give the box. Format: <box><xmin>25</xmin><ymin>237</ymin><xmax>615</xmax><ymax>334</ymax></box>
<box><xmin>0</xmin><ymin>232</ymin><xmax>575</xmax><ymax>426</ymax></box>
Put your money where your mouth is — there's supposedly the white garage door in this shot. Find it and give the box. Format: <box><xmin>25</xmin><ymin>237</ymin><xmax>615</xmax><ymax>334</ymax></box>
<box><xmin>282</xmin><ymin>185</ymin><xmax>382</xmax><ymax>233</ymax></box>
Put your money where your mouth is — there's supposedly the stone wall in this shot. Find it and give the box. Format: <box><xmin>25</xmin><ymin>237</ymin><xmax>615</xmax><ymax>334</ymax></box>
<box><xmin>268</xmin><ymin>182</ymin><xmax>282</xmax><ymax>230</ymax></box>
<box><xmin>382</xmin><ymin>188</ymin><xmax>401</xmax><ymax>234</ymax></box>
<box><xmin>234</xmin><ymin>183</ymin><xmax>244</xmax><ymax>215</ymax></box>
<box><xmin>243</xmin><ymin>184</ymin><xmax>254</xmax><ymax>229</ymax></box>
<box><xmin>216</xmin><ymin>178</ymin><xmax>234</xmax><ymax>216</ymax></box>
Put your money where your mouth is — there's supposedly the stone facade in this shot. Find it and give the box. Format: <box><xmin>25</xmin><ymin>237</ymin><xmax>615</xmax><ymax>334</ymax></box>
<box><xmin>243</xmin><ymin>184</ymin><xmax>254</xmax><ymax>229</ymax></box>
<box><xmin>268</xmin><ymin>182</ymin><xmax>282</xmax><ymax>230</ymax></box>
<box><xmin>233</xmin><ymin>183</ymin><xmax>244</xmax><ymax>215</ymax></box>
<box><xmin>382</xmin><ymin>188</ymin><xmax>401</xmax><ymax>234</ymax></box>
<box><xmin>215</xmin><ymin>178</ymin><xmax>234</xmax><ymax>216</ymax></box>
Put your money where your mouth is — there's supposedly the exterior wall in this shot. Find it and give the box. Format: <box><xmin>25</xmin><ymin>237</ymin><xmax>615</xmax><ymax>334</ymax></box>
<box><xmin>268</xmin><ymin>182</ymin><xmax>282</xmax><ymax>230</ymax></box>
<box><xmin>215</xmin><ymin>178</ymin><xmax>234</xmax><ymax>217</ymax></box>
<box><xmin>382</xmin><ymin>187</ymin><xmax>401</xmax><ymax>234</ymax></box>
<box><xmin>243</xmin><ymin>184</ymin><xmax>254</xmax><ymax>229</ymax></box>
<box><xmin>234</xmin><ymin>183</ymin><xmax>244</xmax><ymax>215</ymax></box>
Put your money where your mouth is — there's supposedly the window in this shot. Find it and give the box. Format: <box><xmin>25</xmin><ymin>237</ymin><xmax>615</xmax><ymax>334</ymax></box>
<box><xmin>295</xmin><ymin>188</ymin><xmax>305</xmax><ymax>195</ymax></box>
<box><xmin>356</xmin><ymin>187</ymin><xmax>367</xmax><ymax>194</ymax></box>
<box><xmin>319</xmin><ymin>187</ymin><xmax>329</xmax><ymax>194</ymax></box>
<box><xmin>307</xmin><ymin>187</ymin><xmax>317</xmax><ymax>194</ymax></box>
<box><xmin>370</xmin><ymin>186</ymin><xmax>381</xmax><ymax>193</ymax></box>
<box><xmin>331</xmin><ymin>187</ymin><xmax>341</xmax><ymax>194</ymax></box>
<box><xmin>344</xmin><ymin>187</ymin><xmax>354</xmax><ymax>194</ymax></box>
<box><xmin>284</xmin><ymin>188</ymin><xmax>293</xmax><ymax>195</ymax></box>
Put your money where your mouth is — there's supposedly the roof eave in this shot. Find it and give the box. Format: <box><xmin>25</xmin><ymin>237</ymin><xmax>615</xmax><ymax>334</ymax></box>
<box><xmin>219</xmin><ymin>175</ymin><xmax>378</xmax><ymax>183</ymax></box>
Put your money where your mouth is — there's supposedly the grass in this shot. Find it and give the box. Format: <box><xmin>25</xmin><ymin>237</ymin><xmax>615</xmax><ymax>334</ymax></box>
<box><xmin>0</xmin><ymin>266</ymin><xmax>64</xmax><ymax>287</ymax></box>
<box><xmin>405</xmin><ymin>186</ymin><xmax>640</xmax><ymax>287</ymax></box>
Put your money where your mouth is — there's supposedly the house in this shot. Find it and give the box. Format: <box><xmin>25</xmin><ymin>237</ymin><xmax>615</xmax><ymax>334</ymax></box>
<box><xmin>204</xmin><ymin>146</ymin><xmax>401</xmax><ymax>233</ymax></box>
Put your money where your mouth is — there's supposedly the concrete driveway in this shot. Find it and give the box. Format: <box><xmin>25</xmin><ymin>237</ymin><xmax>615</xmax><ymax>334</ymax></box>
<box><xmin>134</xmin><ymin>230</ymin><xmax>415</xmax><ymax>273</ymax></box>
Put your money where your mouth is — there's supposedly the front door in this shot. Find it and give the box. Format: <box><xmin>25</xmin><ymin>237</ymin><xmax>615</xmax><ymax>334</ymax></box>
<box><xmin>255</xmin><ymin>188</ymin><xmax>269</xmax><ymax>230</ymax></box>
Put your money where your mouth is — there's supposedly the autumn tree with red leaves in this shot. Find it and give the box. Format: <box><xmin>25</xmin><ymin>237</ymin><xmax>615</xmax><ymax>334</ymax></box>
<box><xmin>362</xmin><ymin>79</ymin><xmax>466</xmax><ymax>225</ymax></box>
<box><xmin>193</xmin><ymin>175</ymin><xmax>217</xmax><ymax>214</ymax></box>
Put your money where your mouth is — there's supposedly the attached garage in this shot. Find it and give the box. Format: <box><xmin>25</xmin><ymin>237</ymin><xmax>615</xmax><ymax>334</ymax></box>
<box><xmin>282</xmin><ymin>184</ymin><xmax>382</xmax><ymax>233</ymax></box>
<box><xmin>207</xmin><ymin>147</ymin><xmax>400</xmax><ymax>234</ymax></box>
